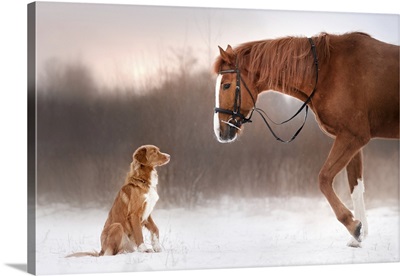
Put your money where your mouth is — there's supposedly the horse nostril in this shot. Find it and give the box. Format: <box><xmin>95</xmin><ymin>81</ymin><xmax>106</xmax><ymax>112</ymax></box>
<box><xmin>220</xmin><ymin>125</ymin><xmax>238</xmax><ymax>141</ymax></box>
<box><xmin>228</xmin><ymin>125</ymin><xmax>237</xmax><ymax>138</ymax></box>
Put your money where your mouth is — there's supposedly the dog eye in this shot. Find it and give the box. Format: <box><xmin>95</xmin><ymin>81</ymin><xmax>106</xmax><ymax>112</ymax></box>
<box><xmin>222</xmin><ymin>83</ymin><xmax>231</xmax><ymax>90</ymax></box>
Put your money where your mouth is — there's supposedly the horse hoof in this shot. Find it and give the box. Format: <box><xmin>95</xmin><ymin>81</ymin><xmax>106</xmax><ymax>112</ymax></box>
<box><xmin>347</xmin><ymin>237</ymin><xmax>362</xmax><ymax>248</ymax></box>
<box><xmin>352</xmin><ymin>221</ymin><xmax>363</xmax><ymax>242</ymax></box>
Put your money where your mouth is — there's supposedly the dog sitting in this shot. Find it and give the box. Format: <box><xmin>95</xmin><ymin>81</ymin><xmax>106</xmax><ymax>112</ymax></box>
<box><xmin>67</xmin><ymin>145</ymin><xmax>170</xmax><ymax>257</ymax></box>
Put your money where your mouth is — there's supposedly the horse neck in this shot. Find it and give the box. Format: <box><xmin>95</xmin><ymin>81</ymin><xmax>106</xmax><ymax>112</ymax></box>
<box><xmin>238</xmin><ymin>35</ymin><xmax>327</xmax><ymax>103</ymax></box>
<box><xmin>249</xmin><ymin>70</ymin><xmax>315</xmax><ymax>104</ymax></box>
<box><xmin>260</xmin><ymin>82</ymin><xmax>314</xmax><ymax>103</ymax></box>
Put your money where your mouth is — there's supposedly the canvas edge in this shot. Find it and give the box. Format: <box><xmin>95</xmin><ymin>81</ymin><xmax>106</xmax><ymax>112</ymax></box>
<box><xmin>27</xmin><ymin>2</ymin><xmax>37</xmax><ymax>275</ymax></box>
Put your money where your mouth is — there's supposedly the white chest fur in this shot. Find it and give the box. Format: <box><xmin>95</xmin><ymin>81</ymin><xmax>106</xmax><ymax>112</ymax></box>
<box><xmin>142</xmin><ymin>170</ymin><xmax>159</xmax><ymax>222</ymax></box>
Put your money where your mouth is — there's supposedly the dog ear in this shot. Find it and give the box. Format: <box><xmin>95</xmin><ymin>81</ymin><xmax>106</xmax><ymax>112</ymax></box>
<box><xmin>133</xmin><ymin>147</ymin><xmax>147</xmax><ymax>165</ymax></box>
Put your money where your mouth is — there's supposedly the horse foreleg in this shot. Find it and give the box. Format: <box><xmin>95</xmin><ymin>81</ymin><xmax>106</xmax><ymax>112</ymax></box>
<box><xmin>319</xmin><ymin>134</ymin><xmax>369</xmax><ymax>242</ymax></box>
<box><xmin>346</xmin><ymin>150</ymin><xmax>368</xmax><ymax>247</ymax></box>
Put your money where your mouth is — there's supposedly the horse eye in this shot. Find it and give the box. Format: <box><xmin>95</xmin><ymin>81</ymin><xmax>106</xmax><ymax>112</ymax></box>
<box><xmin>222</xmin><ymin>83</ymin><xmax>231</xmax><ymax>90</ymax></box>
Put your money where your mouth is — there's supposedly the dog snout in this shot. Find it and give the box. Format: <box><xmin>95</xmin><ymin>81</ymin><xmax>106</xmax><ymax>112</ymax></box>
<box><xmin>163</xmin><ymin>153</ymin><xmax>170</xmax><ymax>163</ymax></box>
<box><xmin>155</xmin><ymin>152</ymin><xmax>170</xmax><ymax>166</ymax></box>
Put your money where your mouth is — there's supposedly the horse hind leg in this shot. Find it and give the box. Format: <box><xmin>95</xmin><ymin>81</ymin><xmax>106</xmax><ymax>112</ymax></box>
<box><xmin>346</xmin><ymin>150</ymin><xmax>368</xmax><ymax>247</ymax></box>
<box><xmin>318</xmin><ymin>134</ymin><xmax>369</xmax><ymax>244</ymax></box>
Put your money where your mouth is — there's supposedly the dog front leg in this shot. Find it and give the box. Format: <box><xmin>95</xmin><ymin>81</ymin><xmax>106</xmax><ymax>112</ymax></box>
<box><xmin>145</xmin><ymin>215</ymin><xmax>162</xmax><ymax>252</ymax></box>
<box><xmin>129</xmin><ymin>215</ymin><xmax>153</xmax><ymax>253</ymax></box>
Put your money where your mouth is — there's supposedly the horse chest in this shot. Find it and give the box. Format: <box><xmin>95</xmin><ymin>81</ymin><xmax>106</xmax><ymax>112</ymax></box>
<box><xmin>315</xmin><ymin>117</ymin><xmax>337</xmax><ymax>138</ymax></box>
<box><xmin>142</xmin><ymin>171</ymin><xmax>159</xmax><ymax>222</ymax></box>
<box><xmin>313</xmin><ymin>107</ymin><xmax>338</xmax><ymax>138</ymax></box>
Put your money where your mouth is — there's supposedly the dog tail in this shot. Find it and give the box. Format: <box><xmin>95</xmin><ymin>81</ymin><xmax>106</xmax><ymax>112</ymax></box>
<box><xmin>65</xmin><ymin>251</ymin><xmax>101</xmax><ymax>258</ymax></box>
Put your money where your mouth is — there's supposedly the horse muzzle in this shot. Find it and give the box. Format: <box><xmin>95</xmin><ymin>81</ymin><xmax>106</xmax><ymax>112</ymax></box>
<box><xmin>214</xmin><ymin>115</ymin><xmax>241</xmax><ymax>143</ymax></box>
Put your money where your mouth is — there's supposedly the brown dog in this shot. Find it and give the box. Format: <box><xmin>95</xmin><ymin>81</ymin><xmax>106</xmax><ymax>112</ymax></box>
<box><xmin>67</xmin><ymin>145</ymin><xmax>170</xmax><ymax>257</ymax></box>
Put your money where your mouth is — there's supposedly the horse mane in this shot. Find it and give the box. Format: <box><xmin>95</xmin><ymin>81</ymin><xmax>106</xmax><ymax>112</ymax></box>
<box><xmin>214</xmin><ymin>32</ymin><xmax>338</xmax><ymax>93</ymax></box>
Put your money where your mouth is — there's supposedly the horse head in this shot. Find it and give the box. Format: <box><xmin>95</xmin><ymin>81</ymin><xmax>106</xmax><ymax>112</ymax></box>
<box><xmin>213</xmin><ymin>45</ymin><xmax>259</xmax><ymax>143</ymax></box>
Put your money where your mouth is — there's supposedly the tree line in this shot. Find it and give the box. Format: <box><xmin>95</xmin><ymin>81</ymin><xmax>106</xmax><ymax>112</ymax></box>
<box><xmin>36</xmin><ymin>60</ymin><xmax>399</xmax><ymax>208</ymax></box>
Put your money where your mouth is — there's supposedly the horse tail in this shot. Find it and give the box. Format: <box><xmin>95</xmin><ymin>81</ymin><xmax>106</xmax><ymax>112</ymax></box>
<box><xmin>65</xmin><ymin>250</ymin><xmax>101</xmax><ymax>258</ymax></box>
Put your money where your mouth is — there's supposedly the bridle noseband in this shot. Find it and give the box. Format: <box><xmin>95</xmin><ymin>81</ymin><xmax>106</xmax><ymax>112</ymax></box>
<box><xmin>214</xmin><ymin>37</ymin><xmax>319</xmax><ymax>143</ymax></box>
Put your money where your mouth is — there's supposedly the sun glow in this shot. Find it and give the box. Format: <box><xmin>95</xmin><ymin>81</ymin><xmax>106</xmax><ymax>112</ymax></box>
<box><xmin>91</xmin><ymin>54</ymin><xmax>158</xmax><ymax>92</ymax></box>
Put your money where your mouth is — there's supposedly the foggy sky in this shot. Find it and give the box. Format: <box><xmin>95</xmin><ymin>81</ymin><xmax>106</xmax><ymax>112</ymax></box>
<box><xmin>36</xmin><ymin>2</ymin><xmax>399</xmax><ymax>89</ymax></box>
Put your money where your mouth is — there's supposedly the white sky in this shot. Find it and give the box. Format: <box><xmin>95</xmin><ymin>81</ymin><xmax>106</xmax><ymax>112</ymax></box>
<box><xmin>35</xmin><ymin>2</ymin><xmax>399</xmax><ymax>90</ymax></box>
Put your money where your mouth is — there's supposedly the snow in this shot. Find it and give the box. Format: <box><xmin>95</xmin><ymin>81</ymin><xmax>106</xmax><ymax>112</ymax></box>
<box><xmin>36</xmin><ymin>197</ymin><xmax>399</xmax><ymax>275</ymax></box>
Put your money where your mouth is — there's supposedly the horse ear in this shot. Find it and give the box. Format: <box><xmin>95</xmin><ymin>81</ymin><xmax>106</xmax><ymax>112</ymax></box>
<box><xmin>226</xmin><ymin>45</ymin><xmax>233</xmax><ymax>53</ymax></box>
<box><xmin>218</xmin><ymin>45</ymin><xmax>234</xmax><ymax>63</ymax></box>
<box><xmin>218</xmin><ymin>46</ymin><xmax>226</xmax><ymax>56</ymax></box>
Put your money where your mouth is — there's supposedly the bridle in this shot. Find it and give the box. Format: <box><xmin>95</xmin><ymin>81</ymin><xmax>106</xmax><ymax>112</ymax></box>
<box><xmin>214</xmin><ymin>37</ymin><xmax>319</xmax><ymax>143</ymax></box>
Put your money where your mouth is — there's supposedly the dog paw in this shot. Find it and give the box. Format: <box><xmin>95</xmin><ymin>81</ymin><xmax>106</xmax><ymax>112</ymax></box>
<box><xmin>138</xmin><ymin>243</ymin><xmax>154</xmax><ymax>253</ymax></box>
<box><xmin>152</xmin><ymin>243</ymin><xmax>162</xmax><ymax>253</ymax></box>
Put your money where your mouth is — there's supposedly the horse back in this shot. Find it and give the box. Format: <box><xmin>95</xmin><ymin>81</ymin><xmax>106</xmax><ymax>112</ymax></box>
<box><xmin>361</xmin><ymin>35</ymin><xmax>399</xmax><ymax>138</ymax></box>
<box><xmin>321</xmin><ymin>33</ymin><xmax>399</xmax><ymax>139</ymax></box>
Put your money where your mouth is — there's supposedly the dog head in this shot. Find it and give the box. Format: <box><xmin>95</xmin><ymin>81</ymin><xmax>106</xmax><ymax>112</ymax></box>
<box><xmin>133</xmin><ymin>145</ymin><xmax>170</xmax><ymax>168</ymax></box>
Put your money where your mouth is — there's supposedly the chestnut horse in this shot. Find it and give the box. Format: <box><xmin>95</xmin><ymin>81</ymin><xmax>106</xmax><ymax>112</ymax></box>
<box><xmin>213</xmin><ymin>32</ymin><xmax>399</xmax><ymax>247</ymax></box>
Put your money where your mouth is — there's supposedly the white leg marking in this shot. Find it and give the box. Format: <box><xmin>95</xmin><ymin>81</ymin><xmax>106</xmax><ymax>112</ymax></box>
<box><xmin>151</xmin><ymin>235</ymin><xmax>162</xmax><ymax>252</ymax></box>
<box><xmin>353</xmin><ymin>179</ymin><xmax>368</xmax><ymax>236</ymax></box>
<box><xmin>348</xmin><ymin>179</ymin><xmax>368</xmax><ymax>247</ymax></box>
<box><xmin>138</xmin><ymin>243</ymin><xmax>153</xmax><ymax>253</ymax></box>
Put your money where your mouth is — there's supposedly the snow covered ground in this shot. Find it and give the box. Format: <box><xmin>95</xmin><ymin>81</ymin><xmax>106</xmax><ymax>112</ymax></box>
<box><xmin>36</xmin><ymin>197</ymin><xmax>399</xmax><ymax>275</ymax></box>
